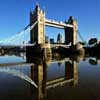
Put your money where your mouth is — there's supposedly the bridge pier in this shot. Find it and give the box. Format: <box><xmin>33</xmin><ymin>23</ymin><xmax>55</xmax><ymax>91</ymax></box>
<box><xmin>26</xmin><ymin>43</ymin><xmax>52</xmax><ymax>63</ymax></box>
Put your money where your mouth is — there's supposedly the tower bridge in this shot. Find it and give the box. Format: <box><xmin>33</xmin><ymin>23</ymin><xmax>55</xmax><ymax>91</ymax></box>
<box><xmin>26</xmin><ymin>4</ymin><xmax>78</xmax><ymax>62</ymax></box>
<box><xmin>0</xmin><ymin>3</ymin><xmax>82</xmax><ymax>48</ymax></box>
<box><xmin>0</xmin><ymin>4</ymin><xmax>83</xmax><ymax>62</ymax></box>
<box><xmin>30</xmin><ymin>4</ymin><xmax>78</xmax><ymax>45</ymax></box>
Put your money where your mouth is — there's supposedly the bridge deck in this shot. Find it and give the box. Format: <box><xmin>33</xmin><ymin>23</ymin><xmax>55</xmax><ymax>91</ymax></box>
<box><xmin>45</xmin><ymin>19</ymin><xmax>73</xmax><ymax>29</ymax></box>
<box><xmin>51</xmin><ymin>44</ymin><xmax>71</xmax><ymax>48</ymax></box>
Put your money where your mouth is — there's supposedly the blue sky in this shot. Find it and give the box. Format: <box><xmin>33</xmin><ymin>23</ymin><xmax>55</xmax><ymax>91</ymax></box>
<box><xmin>0</xmin><ymin>0</ymin><xmax>100</xmax><ymax>43</ymax></box>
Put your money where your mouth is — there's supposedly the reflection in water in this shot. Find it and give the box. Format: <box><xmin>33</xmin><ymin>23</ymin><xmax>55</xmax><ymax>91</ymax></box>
<box><xmin>29</xmin><ymin>55</ymin><xmax>79</xmax><ymax>100</ymax></box>
<box><xmin>0</xmin><ymin>52</ymin><xmax>100</xmax><ymax>100</ymax></box>
<box><xmin>0</xmin><ymin>68</ymin><xmax>38</xmax><ymax>88</ymax></box>
<box><xmin>0</xmin><ymin>53</ymin><xmax>89</xmax><ymax>100</ymax></box>
<box><xmin>58</xmin><ymin>62</ymin><xmax>62</xmax><ymax>67</ymax></box>
<box><xmin>70</xmin><ymin>54</ymin><xmax>85</xmax><ymax>63</ymax></box>
<box><xmin>65</xmin><ymin>60</ymin><xmax>78</xmax><ymax>86</ymax></box>
<box><xmin>89</xmin><ymin>57</ymin><xmax>98</xmax><ymax>65</ymax></box>
<box><xmin>30</xmin><ymin>59</ymin><xmax>47</xmax><ymax>100</ymax></box>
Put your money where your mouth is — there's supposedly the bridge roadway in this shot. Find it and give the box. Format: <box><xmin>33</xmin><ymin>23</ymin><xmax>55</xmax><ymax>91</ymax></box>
<box><xmin>45</xmin><ymin>19</ymin><xmax>74</xmax><ymax>29</ymax></box>
<box><xmin>51</xmin><ymin>44</ymin><xmax>71</xmax><ymax>48</ymax></box>
<box><xmin>0</xmin><ymin>43</ymin><xmax>70</xmax><ymax>48</ymax></box>
<box><xmin>0</xmin><ymin>43</ymin><xmax>36</xmax><ymax>47</ymax></box>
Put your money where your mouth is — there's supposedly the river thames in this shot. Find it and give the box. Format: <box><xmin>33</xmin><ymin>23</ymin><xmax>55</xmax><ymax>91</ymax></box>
<box><xmin>0</xmin><ymin>53</ymin><xmax>100</xmax><ymax>100</ymax></box>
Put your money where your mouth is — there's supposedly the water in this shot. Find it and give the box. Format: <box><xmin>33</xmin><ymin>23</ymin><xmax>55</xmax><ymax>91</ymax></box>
<box><xmin>0</xmin><ymin>54</ymin><xmax>100</xmax><ymax>100</ymax></box>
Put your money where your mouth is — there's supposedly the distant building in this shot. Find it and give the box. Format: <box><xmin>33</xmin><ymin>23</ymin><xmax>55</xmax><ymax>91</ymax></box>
<box><xmin>50</xmin><ymin>38</ymin><xmax>54</xmax><ymax>44</ymax></box>
<box><xmin>57</xmin><ymin>33</ymin><xmax>62</xmax><ymax>43</ymax></box>
<box><xmin>45</xmin><ymin>36</ymin><xmax>49</xmax><ymax>43</ymax></box>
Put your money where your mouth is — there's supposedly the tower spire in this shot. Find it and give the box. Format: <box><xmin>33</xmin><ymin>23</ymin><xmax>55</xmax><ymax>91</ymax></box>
<box><xmin>36</xmin><ymin>0</ymin><xmax>39</xmax><ymax>6</ymax></box>
<box><xmin>34</xmin><ymin>0</ymin><xmax>39</xmax><ymax>7</ymax></box>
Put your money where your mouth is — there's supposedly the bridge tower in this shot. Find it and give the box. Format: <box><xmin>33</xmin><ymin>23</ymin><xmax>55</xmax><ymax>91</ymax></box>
<box><xmin>30</xmin><ymin>4</ymin><xmax>45</xmax><ymax>44</ymax></box>
<box><xmin>26</xmin><ymin>5</ymin><xmax>52</xmax><ymax>63</ymax></box>
<box><xmin>65</xmin><ymin>16</ymin><xmax>78</xmax><ymax>46</ymax></box>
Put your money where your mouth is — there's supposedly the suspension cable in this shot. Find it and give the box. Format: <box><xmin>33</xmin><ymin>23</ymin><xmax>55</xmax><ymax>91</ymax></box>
<box><xmin>0</xmin><ymin>21</ymin><xmax>38</xmax><ymax>46</ymax></box>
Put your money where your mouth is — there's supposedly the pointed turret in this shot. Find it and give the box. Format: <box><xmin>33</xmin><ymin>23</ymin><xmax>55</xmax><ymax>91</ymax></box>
<box><xmin>35</xmin><ymin>3</ymin><xmax>40</xmax><ymax>12</ymax></box>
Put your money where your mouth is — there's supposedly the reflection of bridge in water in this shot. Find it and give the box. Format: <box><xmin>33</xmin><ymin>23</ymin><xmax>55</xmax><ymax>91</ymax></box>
<box><xmin>46</xmin><ymin>61</ymin><xmax>78</xmax><ymax>89</ymax></box>
<box><xmin>30</xmin><ymin>57</ymin><xmax>78</xmax><ymax>100</ymax></box>
<box><xmin>0</xmin><ymin>55</ymin><xmax>79</xmax><ymax>100</ymax></box>
<box><xmin>0</xmin><ymin>67</ymin><xmax>38</xmax><ymax>88</ymax></box>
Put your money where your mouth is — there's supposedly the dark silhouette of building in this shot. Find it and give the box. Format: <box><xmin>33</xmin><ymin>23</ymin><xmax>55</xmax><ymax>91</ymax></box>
<box><xmin>50</xmin><ymin>38</ymin><xmax>54</xmax><ymax>44</ymax></box>
<box><xmin>57</xmin><ymin>33</ymin><xmax>62</xmax><ymax>43</ymax></box>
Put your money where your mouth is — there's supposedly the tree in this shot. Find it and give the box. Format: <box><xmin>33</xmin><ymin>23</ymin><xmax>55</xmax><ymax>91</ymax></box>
<box><xmin>88</xmin><ymin>38</ymin><xmax>98</xmax><ymax>45</ymax></box>
<box><xmin>78</xmin><ymin>41</ymin><xmax>86</xmax><ymax>45</ymax></box>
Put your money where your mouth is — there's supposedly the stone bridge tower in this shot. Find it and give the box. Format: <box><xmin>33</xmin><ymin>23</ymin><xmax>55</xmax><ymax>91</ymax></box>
<box><xmin>30</xmin><ymin>4</ymin><xmax>45</xmax><ymax>44</ymax></box>
<box><xmin>65</xmin><ymin>16</ymin><xmax>78</xmax><ymax>46</ymax></box>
